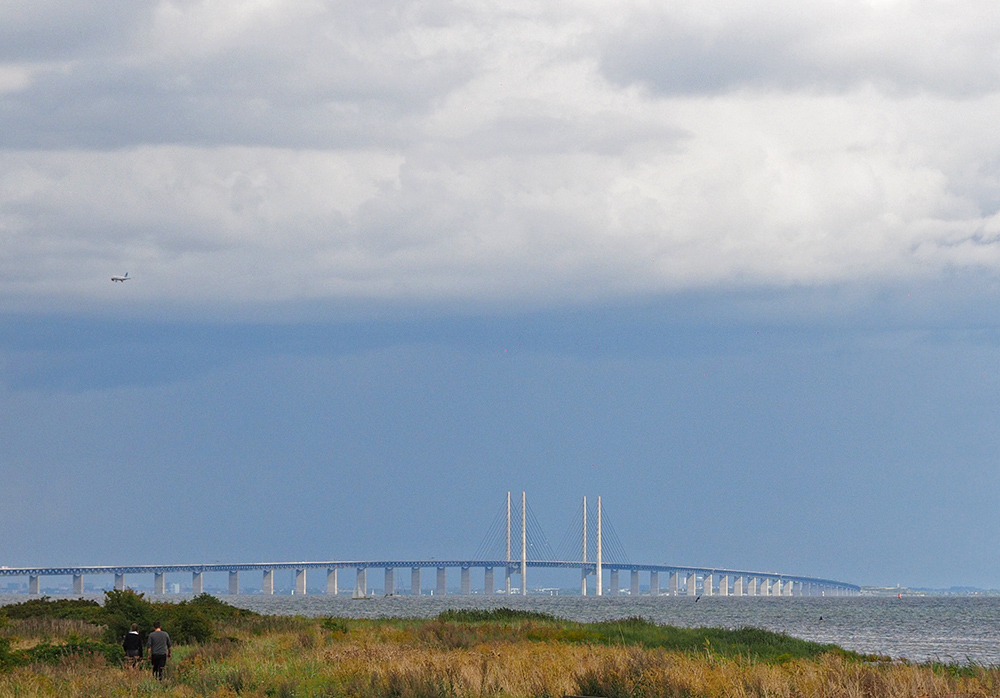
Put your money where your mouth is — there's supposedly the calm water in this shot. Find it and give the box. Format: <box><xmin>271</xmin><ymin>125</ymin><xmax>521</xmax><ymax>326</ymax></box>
<box><xmin>4</xmin><ymin>593</ymin><xmax>998</xmax><ymax>665</ymax></box>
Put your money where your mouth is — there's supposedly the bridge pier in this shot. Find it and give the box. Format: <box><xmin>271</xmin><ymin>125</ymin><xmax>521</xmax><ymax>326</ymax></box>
<box><xmin>228</xmin><ymin>571</ymin><xmax>239</xmax><ymax>595</ymax></box>
<box><xmin>704</xmin><ymin>573</ymin><xmax>714</xmax><ymax>596</ymax></box>
<box><xmin>115</xmin><ymin>573</ymin><xmax>125</xmax><ymax>591</ymax></box>
<box><xmin>295</xmin><ymin>569</ymin><xmax>307</xmax><ymax>595</ymax></box>
<box><xmin>686</xmin><ymin>572</ymin><xmax>697</xmax><ymax>596</ymax></box>
<box><xmin>193</xmin><ymin>571</ymin><xmax>204</xmax><ymax>594</ymax></box>
<box><xmin>773</xmin><ymin>579</ymin><xmax>782</xmax><ymax>596</ymax></box>
<box><xmin>72</xmin><ymin>574</ymin><xmax>84</xmax><ymax>595</ymax></box>
<box><xmin>485</xmin><ymin>567</ymin><xmax>494</xmax><ymax>594</ymax></box>
<box><xmin>649</xmin><ymin>571</ymin><xmax>659</xmax><ymax>596</ymax></box>
<box><xmin>630</xmin><ymin>570</ymin><xmax>640</xmax><ymax>596</ymax></box>
<box><xmin>461</xmin><ymin>567</ymin><xmax>471</xmax><ymax>595</ymax></box>
<box><xmin>262</xmin><ymin>570</ymin><xmax>273</xmax><ymax>595</ymax></box>
<box><xmin>411</xmin><ymin>567</ymin><xmax>420</xmax><ymax>595</ymax></box>
<box><xmin>436</xmin><ymin>567</ymin><xmax>446</xmax><ymax>596</ymax></box>
<box><xmin>384</xmin><ymin>568</ymin><xmax>394</xmax><ymax>596</ymax></box>
<box><xmin>718</xmin><ymin>574</ymin><xmax>729</xmax><ymax>596</ymax></box>
<box><xmin>733</xmin><ymin>575</ymin><xmax>743</xmax><ymax>596</ymax></box>
<box><xmin>668</xmin><ymin>571</ymin><xmax>678</xmax><ymax>595</ymax></box>
<box><xmin>356</xmin><ymin>568</ymin><xmax>367</xmax><ymax>597</ymax></box>
<box><xmin>581</xmin><ymin>569</ymin><xmax>588</xmax><ymax>596</ymax></box>
<box><xmin>609</xmin><ymin>569</ymin><xmax>619</xmax><ymax>596</ymax></box>
<box><xmin>327</xmin><ymin>569</ymin><xmax>338</xmax><ymax>595</ymax></box>
<box><xmin>747</xmin><ymin>577</ymin><xmax>758</xmax><ymax>595</ymax></box>
<box><xmin>29</xmin><ymin>575</ymin><xmax>39</xmax><ymax>594</ymax></box>
<box><xmin>155</xmin><ymin>572</ymin><xmax>166</xmax><ymax>595</ymax></box>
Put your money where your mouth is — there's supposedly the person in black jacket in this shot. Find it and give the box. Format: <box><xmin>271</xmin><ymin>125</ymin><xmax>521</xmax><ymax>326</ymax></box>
<box><xmin>122</xmin><ymin>623</ymin><xmax>143</xmax><ymax>668</ymax></box>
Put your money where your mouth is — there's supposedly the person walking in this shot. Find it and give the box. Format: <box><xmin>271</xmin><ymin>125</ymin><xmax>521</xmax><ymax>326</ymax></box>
<box><xmin>122</xmin><ymin>623</ymin><xmax>143</xmax><ymax>669</ymax></box>
<box><xmin>146</xmin><ymin>621</ymin><xmax>171</xmax><ymax>679</ymax></box>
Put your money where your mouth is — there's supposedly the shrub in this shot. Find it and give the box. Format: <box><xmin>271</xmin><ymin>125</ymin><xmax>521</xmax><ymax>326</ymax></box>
<box><xmin>0</xmin><ymin>597</ymin><xmax>103</xmax><ymax>623</ymax></box>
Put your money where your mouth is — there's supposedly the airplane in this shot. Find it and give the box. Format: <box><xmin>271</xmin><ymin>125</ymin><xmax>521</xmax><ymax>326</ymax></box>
<box><xmin>111</xmin><ymin>272</ymin><xmax>130</xmax><ymax>282</ymax></box>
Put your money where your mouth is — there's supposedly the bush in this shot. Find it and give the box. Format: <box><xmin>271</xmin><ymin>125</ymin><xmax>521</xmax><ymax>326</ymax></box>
<box><xmin>0</xmin><ymin>597</ymin><xmax>104</xmax><ymax>623</ymax></box>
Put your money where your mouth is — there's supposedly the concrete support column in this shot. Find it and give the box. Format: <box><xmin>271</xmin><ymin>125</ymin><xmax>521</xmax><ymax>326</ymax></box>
<box><xmin>327</xmin><ymin>569</ymin><xmax>338</xmax><ymax>595</ymax></box>
<box><xmin>630</xmin><ymin>570</ymin><xmax>640</xmax><ymax>596</ymax></box>
<box><xmin>192</xmin><ymin>571</ymin><xmax>204</xmax><ymax>594</ymax></box>
<box><xmin>262</xmin><ymin>570</ymin><xmax>273</xmax><ymax>595</ymax></box>
<box><xmin>703</xmin><ymin>573</ymin><xmax>714</xmax><ymax>596</ymax></box>
<box><xmin>609</xmin><ymin>569</ymin><xmax>619</xmax><ymax>596</ymax></box>
<box><xmin>734</xmin><ymin>576</ymin><xmax>744</xmax><ymax>596</ymax></box>
<box><xmin>686</xmin><ymin>572</ymin><xmax>697</xmax><ymax>596</ymax></box>
<box><xmin>649</xmin><ymin>571</ymin><xmax>659</xmax><ymax>596</ymax></box>
<box><xmin>228</xmin><ymin>571</ymin><xmax>239</xmax><ymax>595</ymax></box>
<box><xmin>411</xmin><ymin>567</ymin><xmax>420</xmax><ymax>595</ymax></box>
<box><xmin>356</xmin><ymin>568</ymin><xmax>367</xmax><ymax>597</ymax></box>
<box><xmin>384</xmin><ymin>568</ymin><xmax>394</xmax><ymax>596</ymax></box>
<box><xmin>155</xmin><ymin>572</ymin><xmax>166</xmax><ymax>595</ymax></box>
<box><xmin>669</xmin><ymin>571</ymin><xmax>678</xmax><ymax>595</ymax></box>
<box><xmin>772</xmin><ymin>579</ymin><xmax>782</xmax><ymax>596</ymax></box>
<box><xmin>436</xmin><ymin>567</ymin><xmax>447</xmax><ymax>596</ymax></box>
<box><xmin>785</xmin><ymin>580</ymin><xmax>795</xmax><ymax>596</ymax></box>
<box><xmin>581</xmin><ymin>569</ymin><xmax>588</xmax><ymax>596</ymax></box>
<box><xmin>505</xmin><ymin>566</ymin><xmax>512</xmax><ymax>594</ymax></box>
<box><xmin>718</xmin><ymin>575</ymin><xmax>729</xmax><ymax>596</ymax></box>
<box><xmin>747</xmin><ymin>577</ymin><xmax>758</xmax><ymax>595</ymax></box>
<box><xmin>115</xmin><ymin>573</ymin><xmax>126</xmax><ymax>591</ymax></box>
<box><xmin>295</xmin><ymin>569</ymin><xmax>307</xmax><ymax>595</ymax></box>
<box><xmin>461</xmin><ymin>567</ymin><xmax>471</xmax><ymax>595</ymax></box>
<box><xmin>760</xmin><ymin>578</ymin><xmax>770</xmax><ymax>596</ymax></box>
<box><xmin>72</xmin><ymin>574</ymin><xmax>84</xmax><ymax>595</ymax></box>
<box><xmin>484</xmin><ymin>567</ymin><xmax>494</xmax><ymax>595</ymax></box>
<box><xmin>29</xmin><ymin>575</ymin><xmax>40</xmax><ymax>594</ymax></box>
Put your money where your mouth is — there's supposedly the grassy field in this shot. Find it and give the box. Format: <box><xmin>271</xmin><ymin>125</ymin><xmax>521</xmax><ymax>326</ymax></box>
<box><xmin>1</xmin><ymin>595</ymin><xmax>997</xmax><ymax>697</ymax></box>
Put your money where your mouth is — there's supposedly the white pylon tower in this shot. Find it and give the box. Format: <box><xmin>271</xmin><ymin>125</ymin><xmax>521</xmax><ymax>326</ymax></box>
<box><xmin>521</xmin><ymin>491</ymin><xmax>527</xmax><ymax>596</ymax></box>
<box><xmin>505</xmin><ymin>491</ymin><xmax>512</xmax><ymax>594</ymax></box>
<box><xmin>581</xmin><ymin>495</ymin><xmax>588</xmax><ymax>596</ymax></box>
<box><xmin>596</xmin><ymin>495</ymin><xmax>603</xmax><ymax>596</ymax></box>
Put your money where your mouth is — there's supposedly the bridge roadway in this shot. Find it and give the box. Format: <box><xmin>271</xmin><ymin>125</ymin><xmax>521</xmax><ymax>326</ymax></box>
<box><xmin>0</xmin><ymin>560</ymin><xmax>860</xmax><ymax>597</ymax></box>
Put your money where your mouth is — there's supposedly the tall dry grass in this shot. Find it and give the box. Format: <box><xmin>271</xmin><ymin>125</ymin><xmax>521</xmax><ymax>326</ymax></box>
<box><xmin>1</xmin><ymin>616</ymin><xmax>1000</xmax><ymax>697</ymax></box>
<box><xmin>0</xmin><ymin>617</ymin><xmax>105</xmax><ymax>647</ymax></box>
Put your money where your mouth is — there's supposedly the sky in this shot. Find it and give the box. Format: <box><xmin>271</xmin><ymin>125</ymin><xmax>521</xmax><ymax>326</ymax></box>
<box><xmin>2</xmin><ymin>0</ymin><xmax>1000</xmax><ymax>590</ymax></box>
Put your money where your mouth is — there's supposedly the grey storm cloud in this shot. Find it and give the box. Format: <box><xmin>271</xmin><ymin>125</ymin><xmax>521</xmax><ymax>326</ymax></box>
<box><xmin>599</xmin><ymin>0</ymin><xmax>1000</xmax><ymax>97</ymax></box>
<box><xmin>602</xmin><ymin>0</ymin><xmax>1000</xmax><ymax>97</ymax></box>
<box><xmin>0</xmin><ymin>0</ymin><xmax>481</xmax><ymax>150</ymax></box>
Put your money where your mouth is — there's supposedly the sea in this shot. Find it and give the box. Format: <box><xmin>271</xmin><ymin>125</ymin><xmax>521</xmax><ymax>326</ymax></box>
<box><xmin>3</xmin><ymin>593</ymin><xmax>999</xmax><ymax>665</ymax></box>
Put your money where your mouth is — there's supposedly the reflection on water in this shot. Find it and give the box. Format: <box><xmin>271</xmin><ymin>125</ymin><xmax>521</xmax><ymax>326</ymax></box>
<box><xmin>2</xmin><ymin>593</ymin><xmax>997</xmax><ymax>665</ymax></box>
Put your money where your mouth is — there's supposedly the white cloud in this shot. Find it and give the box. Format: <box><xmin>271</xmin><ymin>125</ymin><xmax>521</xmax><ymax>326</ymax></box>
<box><xmin>1</xmin><ymin>0</ymin><xmax>1000</xmax><ymax>313</ymax></box>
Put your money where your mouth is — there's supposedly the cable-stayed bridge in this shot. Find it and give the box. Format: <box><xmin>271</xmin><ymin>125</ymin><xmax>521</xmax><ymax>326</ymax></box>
<box><xmin>0</xmin><ymin>493</ymin><xmax>859</xmax><ymax>597</ymax></box>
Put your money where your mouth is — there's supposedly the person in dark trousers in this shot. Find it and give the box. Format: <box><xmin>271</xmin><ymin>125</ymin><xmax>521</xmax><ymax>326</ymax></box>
<box><xmin>146</xmin><ymin>621</ymin><xmax>171</xmax><ymax>679</ymax></box>
<box><xmin>122</xmin><ymin>623</ymin><xmax>143</xmax><ymax>669</ymax></box>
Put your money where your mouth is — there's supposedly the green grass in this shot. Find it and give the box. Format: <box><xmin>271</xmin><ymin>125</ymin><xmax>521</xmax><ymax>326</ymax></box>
<box><xmin>427</xmin><ymin>609</ymin><xmax>855</xmax><ymax>662</ymax></box>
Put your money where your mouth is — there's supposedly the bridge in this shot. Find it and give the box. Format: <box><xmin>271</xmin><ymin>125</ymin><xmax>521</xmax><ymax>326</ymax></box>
<box><xmin>0</xmin><ymin>494</ymin><xmax>860</xmax><ymax>597</ymax></box>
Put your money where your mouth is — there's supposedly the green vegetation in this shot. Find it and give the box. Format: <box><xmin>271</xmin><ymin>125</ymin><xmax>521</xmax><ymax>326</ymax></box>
<box><xmin>0</xmin><ymin>600</ymin><xmax>994</xmax><ymax>697</ymax></box>
<box><xmin>428</xmin><ymin>609</ymin><xmax>850</xmax><ymax>662</ymax></box>
<box><xmin>0</xmin><ymin>589</ymin><xmax>257</xmax><ymax>667</ymax></box>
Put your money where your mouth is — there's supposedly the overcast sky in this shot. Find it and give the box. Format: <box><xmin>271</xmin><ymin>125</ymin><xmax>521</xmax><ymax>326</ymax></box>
<box><xmin>3</xmin><ymin>0</ymin><xmax>1000</xmax><ymax>590</ymax></box>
